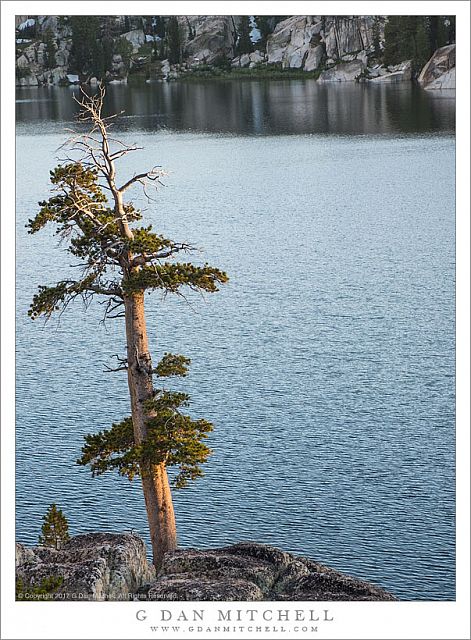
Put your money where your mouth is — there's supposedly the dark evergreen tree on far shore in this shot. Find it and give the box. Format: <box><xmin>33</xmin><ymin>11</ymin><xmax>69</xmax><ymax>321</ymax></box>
<box><xmin>253</xmin><ymin>16</ymin><xmax>287</xmax><ymax>47</ymax></box>
<box><xmin>166</xmin><ymin>17</ymin><xmax>182</xmax><ymax>64</ymax></box>
<box><xmin>372</xmin><ymin>16</ymin><xmax>382</xmax><ymax>60</ymax></box>
<box><xmin>70</xmin><ymin>16</ymin><xmax>101</xmax><ymax>75</ymax></box>
<box><xmin>383</xmin><ymin>15</ymin><xmax>455</xmax><ymax>69</ymax></box>
<box><xmin>236</xmin><ymin>16</ymin><xmax>253</xmax><ymax>55</ymax></box>
<box><xmin>43</xmin><ymin>28</ymin><xmax>56</xmax><ymax>69</ymax></box>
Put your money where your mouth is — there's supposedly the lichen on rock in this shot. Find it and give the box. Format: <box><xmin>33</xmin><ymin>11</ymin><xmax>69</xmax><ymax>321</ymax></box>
<box><xmin>145</xmin><ymin>541</ymin><xmax>397</xmax><ymax>601</ymax></box>
<box><xmin>16</xmin><ymin>533</ymin><xmax>155</xmax><ymax>601</ymax></box>
<box><xmin>16</xmin><ymin>534</ymin><xmax>396</xmax><ymax>602</ymax></box>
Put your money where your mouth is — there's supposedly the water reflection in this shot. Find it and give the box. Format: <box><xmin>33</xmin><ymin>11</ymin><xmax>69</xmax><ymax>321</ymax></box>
<box><xmin>16</xmin><ymin>80</ymin><xmax>455</xmax><ymax>136</ymax></box>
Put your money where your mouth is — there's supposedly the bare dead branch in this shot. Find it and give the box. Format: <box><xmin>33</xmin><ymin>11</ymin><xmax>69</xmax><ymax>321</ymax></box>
<box><xmin>103</xmin><ymin>363</ymin><xmax>128</xmax><ymax>373</ymax></box>
<box><xmin>118</xmin><ymin>166</ymin><xmax>167</xmax><ymax>193</ymax></box>
<box><xmin>58</xmin><ymin>87</ymin><xmax>169</xmax><ymax>244</ymax></box>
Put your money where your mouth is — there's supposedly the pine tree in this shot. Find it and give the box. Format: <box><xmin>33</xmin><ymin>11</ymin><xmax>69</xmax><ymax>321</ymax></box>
<box><xmin>383</xmin><ymin>15</ymin><xmax>402</xmax><ymax>65</ymax></box>
<box><xmin>436</xmin><ymin>17</ymin><xmax>448</xmax><ymax>48</ymax></box>
<box><xmin>92</xmin><ymin>41</ymin><xmax>106</xmax><ymax>79</ymax></box>
<box><xmin>114</xmin><ymin>37</ymin><xmax>133</xmax><ymax>70</ymax></box>
<box><xmin>237</xmin><ymin>16</ymin><xmax>253</xmax><ymax>55</ymax></box>
<box><xmin>445</xmin><ymin>16</ymin><xmax>455</xmax><ymax>45</ymax></box>
<box><xmin>69</xmin><ymin>16</ymin><xmax>100</xmax><ymax>75</ymax></box>
<box><xmin>102</xmin><ymin>17</ymin><xmax>117</xmax><ymax>73</ymax></box>
<box><xmin>43</xmin><ymin>28</ymin><xmax>56</xmax><ymax>70</ymax></box>
<box><xmin>383</xmin><ymin>15</ymin><xmax>429</xmax><ymax>66</ymax></box>
<box><xmin>253</xmin><ymin>16</ymin><xmax>287</xmax><ymax>47</ymax></box>
<box><xmin>154</xmin><ymin>16</ymin><xmax>166</xmax><ymax>39</ymax></box>
<box><xmin>397</xmin><ymin>16</ymin><xmax>418</xmax><ymax>62</ymax></box>
<box><xmin>372</xmin><ymin>16</ymin><xmax>382</xmax><ymax>60</ymax></box>
<box><xmin>254</xmin><ymin>16</ymin><xmax>271</xmax><ymax>47</ymax></box>
<box><xmin>27</xmin><ymin>87</ymin><xmax>228</xmax><ymax>569</ymax></box>
<box><xmin>426</xmin><ymin>15</ymin><xmax>455</xmax><ymax>51</ymax></box>
<box><xmin>166</xmin><ymin>17</ymin><xmax>182</xmax><ymax>64</ymax></box>
<box><xmin>415</xmin><ymin>19</ymin><xmax>431</xmax><ymax>69</ymax></box>
<box><xmin>77</xmin><ymin>353</ymin><xmax>214</xmax><ymax>489</ymax></box>
<box><xmin>427</xmin><ymin>16</ymin><xmax>439</xmax><ymax>51</ymax></box>
<box><xmin>38</xmin><ymin>504</ymin><xmax>70</xmax><ymax>550</ymax></box>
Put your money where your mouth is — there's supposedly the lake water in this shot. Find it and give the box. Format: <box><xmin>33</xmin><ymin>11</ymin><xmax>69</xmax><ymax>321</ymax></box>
<box><xmin>16</xmin><ymin>80</ymin><xmax>455</xmax><ymax>600</ymax></box>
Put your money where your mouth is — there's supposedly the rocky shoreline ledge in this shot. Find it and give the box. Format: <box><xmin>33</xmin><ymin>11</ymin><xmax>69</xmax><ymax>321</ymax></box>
<box><xmin>16</xmin><ymin>533</ymin><xmax>396</xmax><ymax>601</ymax></box>
<box><xmin>16</xmin><ymin>15</ymin><xmax>455</xmax><ymax>91</ymax></box>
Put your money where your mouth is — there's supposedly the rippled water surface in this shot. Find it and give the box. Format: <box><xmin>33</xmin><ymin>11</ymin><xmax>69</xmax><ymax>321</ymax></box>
<box><xmin>16</xmin><ymin>82</ymin><xmax>455</xmax><ymax>600</ymax></box>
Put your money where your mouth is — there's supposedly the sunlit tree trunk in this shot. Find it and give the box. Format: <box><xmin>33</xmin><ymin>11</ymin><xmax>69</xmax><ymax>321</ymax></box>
<box><xmin>124</xmin><ymin>291</ymin><xmax>177</xmax><ymax>568</ymax></box>
<box><xmin>29</xmin><ymin>87</ymin><xmax>225</xmax><ymax>571</ymax></box>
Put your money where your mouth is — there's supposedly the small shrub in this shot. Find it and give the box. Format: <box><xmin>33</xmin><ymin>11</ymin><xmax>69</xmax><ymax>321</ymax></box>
<box><xmin>15</xmin><ymin>66</ymin><xmax>31</xmax><ymax>79</ymax></box>
<box><xmin>16</xmin><ymin>576</ymin><xmax>64</xmax><ymax>600</ymax></box>
<box><xmin>137</xmin><ymin>42</ymin><xmax>153</xmax><ymax>58</ymax></box>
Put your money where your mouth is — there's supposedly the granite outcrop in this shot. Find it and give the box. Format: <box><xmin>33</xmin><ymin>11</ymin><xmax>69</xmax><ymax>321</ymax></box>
<box><xmin>15</xmin><ymin>15</ymin><xmax>455</xmax><ymax>89</ymax></box>
<box><xmin>16</xmin><ymin>534</ymin><xmax>396</xmax><ymax>602</ymax></box>
<box><xmin>418</xmin><ymin>44</ymin><xmax>456</xmax><ymax>90</ymax></box>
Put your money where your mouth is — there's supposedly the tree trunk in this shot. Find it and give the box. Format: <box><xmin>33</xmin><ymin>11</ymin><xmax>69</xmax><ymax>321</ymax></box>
<box><xmin>124</xmin><ymin>291</ymin><xmax>177</xmax><ymax>569</ymax></box>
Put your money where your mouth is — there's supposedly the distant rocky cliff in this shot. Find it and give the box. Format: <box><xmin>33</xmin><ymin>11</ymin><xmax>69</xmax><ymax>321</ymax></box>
<box><xmin>16</xmin><ymin>533</ymin><xmax>396</xmax><ymax>601</ymax></box>
<box><xmin>15</xmin><ymin>15</ymin><xmax>455</xmax><ymax>90</ymax></box>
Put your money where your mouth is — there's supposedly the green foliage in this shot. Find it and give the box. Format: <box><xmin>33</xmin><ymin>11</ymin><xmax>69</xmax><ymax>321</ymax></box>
<box><xmin>415</xmin><ymin>21</ymin><xmax>431</xmax><ymax>70</ymax></box>
<box><xmin>372</xmin><ymin>17</ymin><xmax>382</xmax><ymax>60</ymax></box>
<box><xmin>70</xmin><ymin>16</ymin><xmax>101</xmax><ymax>74</ymax></box>
<box><xmin>154</xmin><ymin>352</ymin><xmax>191</xmax><ymax>377</ymax></box>
<box><xmin>77</xmin><ymin>354</ymin><xmax>213</xmax><ymax>488</ymax></box>
<box><xmin>445</xmin><ymin>16</ymin><xmax>455</xmax><ymax>45</ymax></box>
<box><xmin>383</xmin><ymin>15</ymin><xmax>418</xmax><ymax>64</ymax></box>
<box><xmin>123</xmin><ymin>263</ymin><xmax>228</xmax><ymax>295</ymax></box>
<box><xmin>436</xmin><ymin>17</ymin><xmax>449</xmax><ymax>48</ymax></box>
<box><xmin>30</xmin><ymin>97</ymin><xmax>227</xmax><ymax>517</ymax></box>
<box><xmin>154</xmin><ymin>16</ymin><xmax>166</xmax><ymax>39</ymax></box>
<box><xmin>253</xmin><ymin>16</ymin><xmax>270</xmax><ymax>46</ymax></box>
<box><xmin>57</xmin><ymin>16</ymin><xmax>69</xmax><ymax>30</ymax></box>
<box><xmin>178</xmin><ymin>64</ymin><xmax>226</xmax><ymax>79</ymax></box>
<box><xmin>15</xmin><ymin>66</ymin><xmax>31</xmax><ymax>79</ymax></box>
<box><xmin>212</xmin><ymin>54</ymin><xmax>232</xmax><ymax>72</ymax></box>
<box><xmin>28</xmin><ymin>274</ymin><xmax>102</xmax><ymax>320</ymax></box>
<box><xmin>27</xmin><ymin>157</ymin><xmax>227</xmax><ymax>318</ymax></box>
<box><xmin>127</xmin><ymin>226</ymin><xmax>172</xmax><ymax>254</ymax></box>
<box><xmin>400</xmin><ymin>16</ymin><xmax>419</xmax><ymax>61</ymax></box>
<box><xmin>68</xmin><ymin>16</ymin><xmax>113</xmax><ymax>77</ymax></box>
<box><xmin>43</xmin><ymin>28</ymin><xmax>56</xmax><ymax>69</ymax></box>
<box><xmin>26</xmin><ymin>163</ymin><xmax>127</xmax><ymax>319</ymax></box>
<box><xmin>77</xmin><ymin>417</ymin><xmax>138</xmax><ymax>479</ymax></box>
<box><xmin>237</xmin><ymin>16</ymin><xmax>253</xmax><ymax>55</ymax></box>
<box><xmin>137</xmin><ymin>42</ymin><xmax>154</xmax><ymax>58</ymax></box>
<box><xmin>383</xmin><ymin>15</ymin><xmax>454</xmax><ymax>69</ymax></box>
<box><xmin>27</xmin><ymin>164</ymin><xmax>107</xmax><ymax>234</ymax></box>
<box><xmin>102</xmin><ymin>16</ymin><xmax>117</xmax><ymax>71</ymax></box>
<box><xmin>382</xmin><ymin>16</ymin><xmax>401</xmax><ymax>65</ymax></box>
<box><xmin>178</xmin><ymin>63</ymin><xmax>322</xmax><ymax>81</ymax></box>
<box><xmin>253</xmin><ymin>16</ymin><xmax>287</xmax><ymax>47</ymax></box>
<box><xmin>166</xmin><ymin>17</ymin><xmax>182</xmax><ymax>64</ymax></box>
<box><xmin>16</xmin><ymin>576</ymin><xmax>64</xmax><ymax>600</ymax></box>
<box><xmin>38</xmin><ymin>504</ymin><xmax>70</xmax><ymax>549</ymax></box>
<box><xmin>114</xmin><ymin>37</ymin><xmax>133</xmax><ymax>67</ymax></box>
